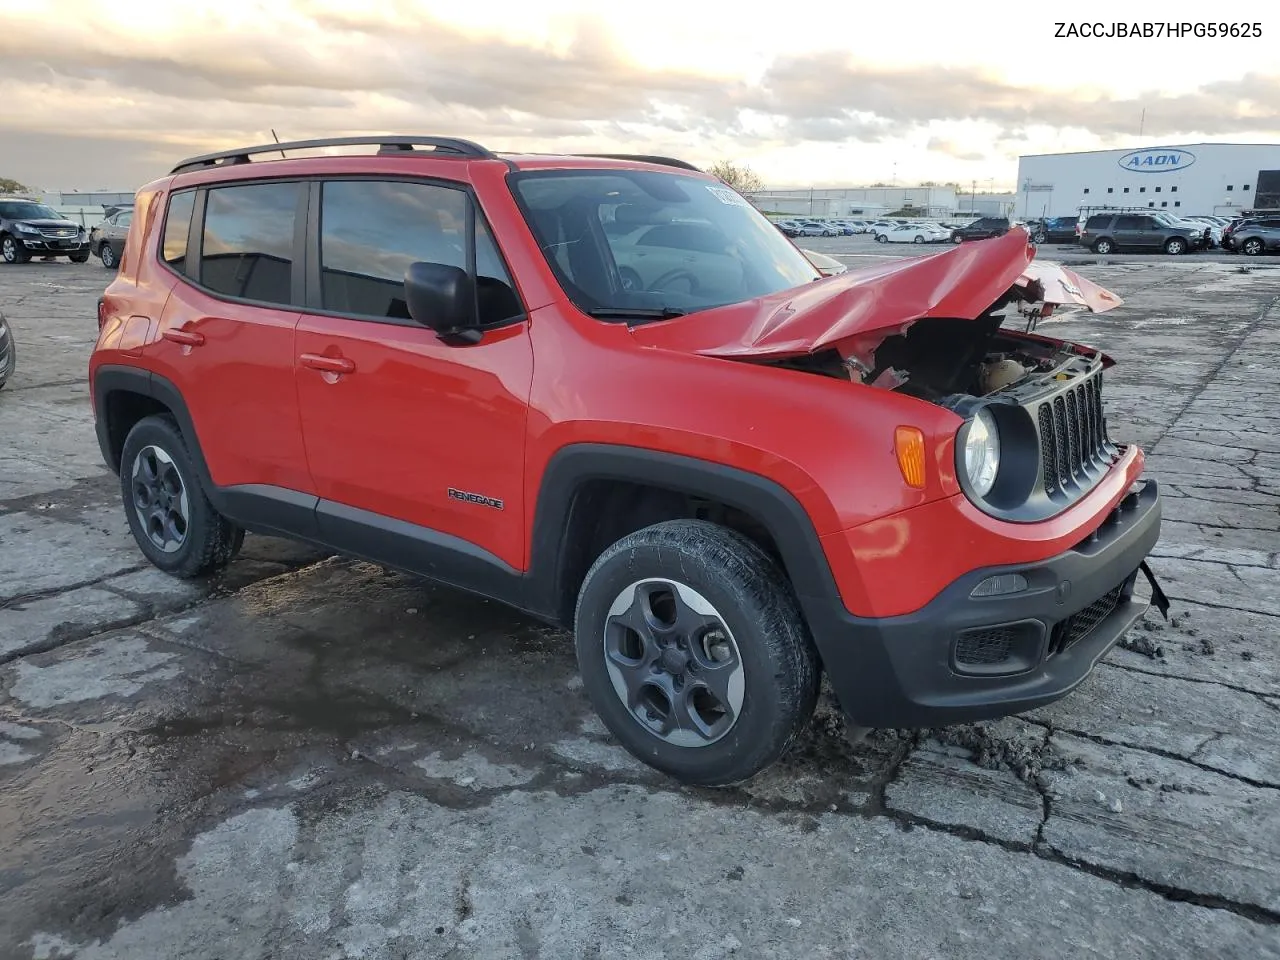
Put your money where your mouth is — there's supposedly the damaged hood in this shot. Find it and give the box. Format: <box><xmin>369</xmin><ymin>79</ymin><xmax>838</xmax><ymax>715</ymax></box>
<box><xmin>630</xmin><ymin>229</ymin><xmax>1123</xmax><ymax>360</ymax></box>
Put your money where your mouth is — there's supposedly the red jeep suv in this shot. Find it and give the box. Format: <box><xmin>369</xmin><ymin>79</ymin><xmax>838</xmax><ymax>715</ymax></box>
<box><xmin>89</xmin><ymin>137</ymin><xmax>1164</xmax><ymax>785</ymax></box>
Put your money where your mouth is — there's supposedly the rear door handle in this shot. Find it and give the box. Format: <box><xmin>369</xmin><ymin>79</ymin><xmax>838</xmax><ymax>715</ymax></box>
<box><xmin>299</xmin><ymin>353</ymin><xmax>356</xmax><ymax>375</ymax></box>
<box><xmin>162</xmin><ymin>329</ymin><xmax>205</xmax><ymax>347</ymax></box>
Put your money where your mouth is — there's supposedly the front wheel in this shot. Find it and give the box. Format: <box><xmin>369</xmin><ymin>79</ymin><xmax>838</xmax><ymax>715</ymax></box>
<box><xmin>1032</xmin><ymin>232</ymin><xmax>1047</xmax><ymax>244</ymax></box>
<box><xmin>99</xmin><ymin>243</ymin><xmax>117</xmax><ymax>268</ymax></box>
<box><xmin>119</xmin><ymin>414</ymin><xmax>245</xmax><ymax>578</ymax></box>
<box><xmin>1</xmin><ymin>235</ymin><xmax>30</xmax><ymax>264</ymax></box>
<box><xmin>574</xmin><ymin>520</ymin><xmax>820</xmax><ymax>786</ymax></box>
<box><xmin>1164</xmin><ymin>237</ymin><xmax>1187</xmax><ymax>255</ymax></box>
<box><xmin>952</xmin><ymin>235</ymin><xmax>963</xmax><ymax>244</ymax></box>
<box><xmin>69</xmin><ymin>251</ymin><xmax>90</xmax><ymax>263</ymax></box>
<box><xmin>1241</xmin><ymin>238</ymin><xmax>1263</xmax><ymax>256</ymax></box>
<box><xmin>912</xmin><ymin>235</ymin><xmax>924</xmax><ymax>244</ymax></box>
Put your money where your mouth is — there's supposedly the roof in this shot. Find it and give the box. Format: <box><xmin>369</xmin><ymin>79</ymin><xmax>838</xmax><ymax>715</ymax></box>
<box><xmin>1020</xmin><ymin>142</ymin><xmax>1280</xmax><ymax>160</ymax></box>
<box><xmin>167</xmin><ymin>136</ymin><xmax>706</xmax><ymax>179</ymax></box>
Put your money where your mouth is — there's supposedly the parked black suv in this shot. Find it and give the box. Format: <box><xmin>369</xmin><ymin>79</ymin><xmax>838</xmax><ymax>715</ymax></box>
<box><xmin>0</xmin><ymin>198</ymin><xmax>91</xmax><ymax>264</ymax></box>
<box><xmin>1026</xmin><ymin>217</ymin><xmax>1079</xmax><ymax>244</ymax></box>
<box><xmin>950</xmin><ymin>217</ymin><xmax>1010</xmax><ymax>243</ymax></box>
<box><xmin>1078</xmin><ymin>213</ymin><xmax>1202</xmax><ymax>255</ymax></box>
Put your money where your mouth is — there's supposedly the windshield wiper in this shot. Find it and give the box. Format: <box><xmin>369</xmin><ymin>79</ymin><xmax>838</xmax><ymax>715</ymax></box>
<box><xmin>586</xmin><ymin>306</ymin><xmax>687</xmax><ymax>321</ymax></box>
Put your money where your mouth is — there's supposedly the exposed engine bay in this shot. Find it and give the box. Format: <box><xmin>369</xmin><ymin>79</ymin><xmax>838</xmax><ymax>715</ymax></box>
<box><xmin>761</xmin><ymin>284</ymin><xmax>1105</xmax><ymax>411</ymax></box>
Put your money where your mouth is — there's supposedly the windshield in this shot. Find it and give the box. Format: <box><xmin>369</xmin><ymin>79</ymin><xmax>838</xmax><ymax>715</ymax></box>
<box><xmin>0</xmin><ymin>201</ymin><xmax>61</xmax><ymax>220</ymax></box>
<box><xmin>511</xmin><ymin>169</ymin><xmax>820</xmax><ymax>318</ymax></box>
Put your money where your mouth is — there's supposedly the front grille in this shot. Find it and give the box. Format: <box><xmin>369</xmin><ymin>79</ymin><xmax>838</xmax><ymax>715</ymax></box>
<box><xmin>1050</xmin><ymin>585</ymin><xmax>1122</xmax><ymax>655</ymax></box>
<box><xmin>1037</xmin><ymin>370</ymin><xmax>1112</xmax><ymax>498</ymax></box>
<box><xmin>955</xmin><ymin>627</ymin><xmax>1017</xmax><ymax>666</ymax></box>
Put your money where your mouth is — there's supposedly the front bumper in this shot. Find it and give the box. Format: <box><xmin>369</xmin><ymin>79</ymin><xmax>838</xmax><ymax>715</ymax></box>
<box><xmin>12</xmin><ymin>234</ymin><xmax>89</xmax><ymax>253</ymax></box>
<box><xmin>806</xmin><ymin>479</ymin><xmax>1162</xmax><ymax>728</ymax></box>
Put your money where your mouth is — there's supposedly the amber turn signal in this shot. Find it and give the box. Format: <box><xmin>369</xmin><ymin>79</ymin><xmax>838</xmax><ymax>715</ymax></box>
<box><xmin>895</xmin><ymin>426</ymin><xmax>926</xmax><ymax>489</ymax></box>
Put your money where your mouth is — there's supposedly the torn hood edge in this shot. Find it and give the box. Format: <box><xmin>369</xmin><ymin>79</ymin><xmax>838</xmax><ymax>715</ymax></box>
<box><xmin>629</xmin><ymin>228</ymin><xmax>1124</xmax><ymax>362</ymax></box>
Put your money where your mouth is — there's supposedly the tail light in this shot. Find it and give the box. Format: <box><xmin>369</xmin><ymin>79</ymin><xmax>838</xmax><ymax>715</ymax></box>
<box><xmin>97</xmin><ymin>298</ymin><xmax>107</xmax><ymax>330</ymax></box>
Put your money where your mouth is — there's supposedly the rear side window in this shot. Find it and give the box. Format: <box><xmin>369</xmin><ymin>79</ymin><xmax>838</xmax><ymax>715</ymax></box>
<box><xmin>318</xmin><ymin>179</ymin><xmax>521</xmax><ymax>325</ymax></box>
<box><xmin>161</xmin><ymin>190</ymin><xmax>195</xmax><ymax>270</ymax></box>
<box><xmin>200</xmin><ymin>182</ymin><xmax>299</xmax><ymax>306</ymax></box>
<box><xmin>1085</xmin><ymin>215</ymin><xmax>1108</xmax><ymax>229</ymax></box>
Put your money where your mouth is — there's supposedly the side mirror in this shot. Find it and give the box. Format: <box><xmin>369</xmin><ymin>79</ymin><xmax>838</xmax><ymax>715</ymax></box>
<box><xmin>404</xmin><ymin>262</ymin><xmax>481</xmax><ymax>345</ymax></box>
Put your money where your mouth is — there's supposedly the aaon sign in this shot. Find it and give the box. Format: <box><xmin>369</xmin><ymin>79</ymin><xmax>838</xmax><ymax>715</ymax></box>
<box><xmin>1117</xmin><ymin>148</ymin><xmax>1197</xmax><ymax>173</ymax></box>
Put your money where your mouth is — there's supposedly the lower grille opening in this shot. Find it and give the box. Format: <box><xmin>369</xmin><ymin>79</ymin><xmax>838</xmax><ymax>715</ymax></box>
<box><xmin>952</xmin><ymin>620</ymin><xmax>1044</xmax><ymax>677</ymax></box>
<box><xmin>956</xmin><ymin>628</ymin><xmax>1017</xmax><ymax>666</ymax></box>
<box><xmin>1050</xmin><ymin>585</ymin><xmax>1123</xmax><ymax>655</ymax></box>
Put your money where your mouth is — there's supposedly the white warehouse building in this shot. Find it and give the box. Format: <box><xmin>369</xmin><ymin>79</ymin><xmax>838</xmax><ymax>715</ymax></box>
<box><xmin>1015</xmin><ymin>142</ymin><xmax>1280</xmax><ymax>220</ymax></box>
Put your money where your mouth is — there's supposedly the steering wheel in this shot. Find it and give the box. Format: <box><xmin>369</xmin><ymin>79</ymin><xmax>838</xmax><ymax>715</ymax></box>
<box><xmin>647</xmin><ymin>268</ymin><xmax>699</xmax><ymax>293</ymax></box>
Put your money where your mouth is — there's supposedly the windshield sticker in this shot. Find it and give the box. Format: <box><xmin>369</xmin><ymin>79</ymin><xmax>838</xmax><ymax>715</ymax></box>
<box><xmin>706</xmin><ymin>185</ymin><xmax>750</xmax><ymax>207</ymax></box>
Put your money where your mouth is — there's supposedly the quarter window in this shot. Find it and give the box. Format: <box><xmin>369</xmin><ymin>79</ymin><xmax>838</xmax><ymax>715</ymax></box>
<box><xmin>318</xmin><ymin>179</ymin><xmax>521</xmax><ymax>325</ymax></box>
<box><xmin>161</xmin><ymin>190</ymin><xmax>196</xmax><ymax>271</ymax></box>
<box><xmin>200</xmin><ymin>182</ymin><xmax>299</xmax><ymax>305</ymax></box>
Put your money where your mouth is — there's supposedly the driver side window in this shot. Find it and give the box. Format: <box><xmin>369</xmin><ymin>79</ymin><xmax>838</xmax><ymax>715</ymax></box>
<box><xmin>318</xmin><ymin>179</ymin><xmax>521</xmax><ymax>325</ymax></box>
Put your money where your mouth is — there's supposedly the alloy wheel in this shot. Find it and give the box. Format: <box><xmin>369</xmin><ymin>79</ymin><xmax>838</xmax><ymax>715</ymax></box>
<box><xmin>130</xmin><ymin>444</ymin><xmax>190</xmax><ymax>553</ymax></box>
<box><xmin>602</xmin><ymin>578</ymin><xmax>745</xmax><ymax>748</ymax></box>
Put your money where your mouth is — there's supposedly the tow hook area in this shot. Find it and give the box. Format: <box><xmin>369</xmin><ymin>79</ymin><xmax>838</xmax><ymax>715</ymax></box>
<box><xmin>1139</xmin><ymin>561</ymin><xmax>1171</xmax><ymax>620</ymax></box>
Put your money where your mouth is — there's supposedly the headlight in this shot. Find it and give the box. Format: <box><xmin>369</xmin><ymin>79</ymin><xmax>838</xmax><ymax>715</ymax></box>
<box><xmin>963</xmin><ymin>407</ymin><xmax>1001</xmax><ymax>497</ymax></box>
<box><xmin>14</xmin><ymin>223</ymin><xmax>37</xmax><ymax>234</ymax></box>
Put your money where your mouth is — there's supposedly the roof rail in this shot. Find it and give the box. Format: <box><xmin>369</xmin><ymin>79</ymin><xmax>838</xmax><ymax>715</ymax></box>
<box><xmin>170</xmin><ymin>136</ymin><xmax>497</xmax><ymax>175</ymax></box>
<box><xmin>575</xmin><ymin>154</ymin><xmax>702</xmax><ymax>172</ymax></box>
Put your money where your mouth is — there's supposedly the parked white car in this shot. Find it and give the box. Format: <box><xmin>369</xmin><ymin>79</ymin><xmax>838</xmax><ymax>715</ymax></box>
<box><xmin>800</xmin><ymin>249</ymin><xmax>847</xmax><ymax>276</ymax></box>
<box><xmin>877</xmin><ymin>223</ymin><xmax>951</xmax><ymax>244</ymax></box>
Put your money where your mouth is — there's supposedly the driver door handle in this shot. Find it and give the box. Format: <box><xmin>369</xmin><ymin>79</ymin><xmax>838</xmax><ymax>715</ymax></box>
<box><xmin>299</xmin><ymin>353</ymin><xmax>356</xmax><ymax>375</ymax></box>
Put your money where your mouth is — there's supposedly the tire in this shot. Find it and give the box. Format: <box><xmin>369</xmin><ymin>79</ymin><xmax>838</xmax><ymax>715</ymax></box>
<box><xmin>0</xmin><ymin>315</ymin><xmax>14</xmax><ymax>390</ymax></box>
<box><xmin>1242</xmin><ymin>238</ymin><xmax>1263</xmax><ymax>257</ymax></box>
<box><xmin>912</xmin><ymin>235</ymin><xmax>924</xmax><ymax>244</ymax></box>
<box><xmin>876</xmin><ymin>233</ymin><xmax>888</xmax><ymax>243</ymax></box>
<box><xmin>99</xmin><ymin>242</ymin><xmax>119</xmax><ymax>269</ymax></box>
<box><xmin>1032</xmin><ymin>232</ymin><xmax>1047</xmax><ymax>244</ymax></box>
<box><xmin>70</xmin><ymin>251</ymin><xmax>90</xmax><ymax>263</ymax></box>
<box><xmin>1</xmin><ymin>235</ymin><xmax>31</xmax><ymax>264</ymax></box>
<box><xmin>1164</xmin><ymin>237</ymin><xmax>1187</xmax><ymax>255</ymax></box>
<box><xmin>952</xmin><ymin>235</ymin><xmax>963</xmax><ymax>244</ymax></box>
<box><xmin>119</xmin><ymin>414</ymin><xmax>245</xmax><ymax>578</ymax></box>
<box><xmin>574</xmin><ymin>519</ymin><xmax>820</xmax><ymax>787</ymax></box>
<box><xmin>1092</xmin><ymin>238</ymin><xmax>1114</xmax><ymax>254</ymax></box>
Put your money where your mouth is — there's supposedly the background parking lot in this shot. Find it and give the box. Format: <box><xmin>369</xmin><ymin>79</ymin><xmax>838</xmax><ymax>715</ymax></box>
<box><xmin>1</xmin><ymin>256</ymin><xmax>1278</xmax><ymax>958</ymax></box>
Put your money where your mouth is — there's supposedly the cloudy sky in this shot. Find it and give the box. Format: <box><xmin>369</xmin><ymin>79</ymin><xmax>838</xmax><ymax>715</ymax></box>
<box><xmin>0</xmin><ymin>0</ymin><xmax>1276</xmax><ymax>192</ymax></box>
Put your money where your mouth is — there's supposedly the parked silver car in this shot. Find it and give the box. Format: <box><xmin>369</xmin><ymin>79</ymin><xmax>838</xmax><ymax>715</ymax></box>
<box><xmin>89</xmin><ymin>208</ymin><xmax>132</xmax><ymax>269</ymax></box>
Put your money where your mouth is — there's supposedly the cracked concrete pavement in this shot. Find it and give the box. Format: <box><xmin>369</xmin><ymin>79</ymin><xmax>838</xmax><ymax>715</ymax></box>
<box><xmin>1</xmin><ymin>259</ymin><xmax>1278</xmax><ymax>958</ymax></box>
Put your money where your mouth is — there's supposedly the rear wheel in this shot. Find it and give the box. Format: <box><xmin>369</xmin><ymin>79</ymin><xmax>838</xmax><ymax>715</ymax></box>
<box><xmin>574</xmin><ymin>519</ymin><xmax>820</xmax><ymax>786</ymax></box>
<box><xmin>912</xmin><ymin>235</ymin><xmax>924</xmax><ymax>244</ymax></box>
<box><xmin>1</xmin><ymin>235</ymin><xmax>30</xmax><ymax>264</ymax></box>
<box><xmin>876</xmin><ymin>233</ymin><xmax>888</xmax><ymax>243</ymax></box>
<box><xmin>119</xmin><ymin>414</ymin><xmax>245</xmax><ymax>578</ymax></box>
<box><xmin>1242</xmin><ymin>238</ymin><xmax>1263</xmax><ymax>256</ymax></box>
<box><xmin>1164</xmin><ymin>237</ymin><xmax>1187</xmax><ymax>255</ymax></box>
<box><xmin>1092</xmin><ymin>238</ymin><xmax>1115</xmax><ymax>254</ymax></box>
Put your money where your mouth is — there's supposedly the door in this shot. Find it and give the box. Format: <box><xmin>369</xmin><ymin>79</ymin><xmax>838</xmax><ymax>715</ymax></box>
<box><xmin>294</xmin><ymin>178</ymin><xmax>533</xmax><ymax>571</ymax></box>
<box><xmin>151</xmin><ymin>181</ymin><xmax>313</xmax><ymax>495</ymax></box>
<box><xmin>1113</xmin><ymin>215</ymin><xmax>1150</xmax><ymax>248</ymax></box>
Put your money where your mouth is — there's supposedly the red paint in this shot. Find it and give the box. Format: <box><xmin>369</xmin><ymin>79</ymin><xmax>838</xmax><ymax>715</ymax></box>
<box><xmin>90</xmin><ymin>152</ymin><xmax>1140</xmax><ymax>620</ymax></box>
